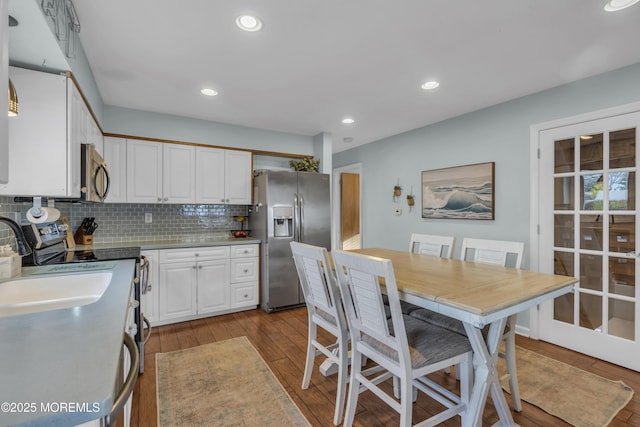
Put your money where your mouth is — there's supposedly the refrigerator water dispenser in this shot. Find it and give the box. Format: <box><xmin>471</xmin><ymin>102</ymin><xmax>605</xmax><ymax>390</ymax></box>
<box><xmin>272</xmin><ymin>206</ymin><xmax>293</xmax><ymax>237</ymax></box>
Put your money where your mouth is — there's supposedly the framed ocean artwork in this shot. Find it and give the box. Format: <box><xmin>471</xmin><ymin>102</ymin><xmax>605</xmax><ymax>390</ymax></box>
<box><xmin>421</xmin><ymin>162</ymin><xmax>495</xmax><ymax>220</ymax></box>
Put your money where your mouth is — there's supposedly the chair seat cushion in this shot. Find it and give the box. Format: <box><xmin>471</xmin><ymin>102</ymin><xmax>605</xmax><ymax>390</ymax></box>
<box><xmin>362</xmin><ymin>315</ymin><xmax>471</xmax><ymax>369</ymax></box>
<box><xmin>409</xmin><ymin>308</ymin><xmax>493</xmax><ymax>338</ymax></box>
<box><xmin>382</xmin><ymin>294</ymin><xmax>421</xmax><ymax>315</ymax></box>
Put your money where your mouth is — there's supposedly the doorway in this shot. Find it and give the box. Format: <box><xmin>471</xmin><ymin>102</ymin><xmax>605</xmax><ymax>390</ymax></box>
<box><xmin>532</xmin><ymin>104</ymin><xmax>640</xmax><ymax>371</ymax></box>
<box><xmin>332</xmin><ymin>163</ymin><xmax>362</xmax><ymax>250</ymax></box>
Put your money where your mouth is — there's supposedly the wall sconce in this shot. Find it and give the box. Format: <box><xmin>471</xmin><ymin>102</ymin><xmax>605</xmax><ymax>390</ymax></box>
<box><xmin>8</xmin><ymin>79</ymin><xmax>18</xmax><ymax>116</ymax></box>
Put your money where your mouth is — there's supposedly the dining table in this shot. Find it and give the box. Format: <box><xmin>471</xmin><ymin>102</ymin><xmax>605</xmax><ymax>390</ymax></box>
<box><xmin>351</xmin><ymin>248</ymin><xmax>578</xmax><ymax>427</ymax></box>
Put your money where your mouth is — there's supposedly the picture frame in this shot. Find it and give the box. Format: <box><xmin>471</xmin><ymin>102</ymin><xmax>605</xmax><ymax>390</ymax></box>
<box><xmin>421</xmin><ymin>162</ymin><xmax>495</xmax><ymax>220</ymax></box>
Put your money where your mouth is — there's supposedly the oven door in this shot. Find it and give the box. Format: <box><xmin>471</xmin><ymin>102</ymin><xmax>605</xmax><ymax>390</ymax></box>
<box><xmin>137</xmin><ymin>255</ymin><xmax>152</xmax><ymax>374</ymax></box>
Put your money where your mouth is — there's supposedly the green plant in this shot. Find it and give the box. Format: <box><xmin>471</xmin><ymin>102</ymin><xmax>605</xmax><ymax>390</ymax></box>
<box><xmin>289</xmin><ymin>157</ymin><xmax>319</xmax><ymax>172</ymax></box>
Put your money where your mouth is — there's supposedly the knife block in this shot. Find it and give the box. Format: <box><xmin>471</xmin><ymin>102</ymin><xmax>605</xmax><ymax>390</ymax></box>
<box><xmin>74</xmin><ymin>228</ymin><xmax>93</xmax><ymax>245</ymax></box>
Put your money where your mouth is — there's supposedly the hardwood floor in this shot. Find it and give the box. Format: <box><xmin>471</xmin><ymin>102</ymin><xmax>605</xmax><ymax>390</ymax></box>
<box><xmin>130</xmin><ymin>307</ymin><xmax>640</xmax><ymax>426</ymax></box>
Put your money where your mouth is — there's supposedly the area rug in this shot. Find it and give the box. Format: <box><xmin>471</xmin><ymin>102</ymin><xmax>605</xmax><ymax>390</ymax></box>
<box><xmin>156</xmin><ymin>336</ymin><xmax>311</xmax><ymax>427</ymax></box>
<box><xmin>498</xmin><ymin>346</ymin><xmax>634</xmax><ymax>427</ymax></box>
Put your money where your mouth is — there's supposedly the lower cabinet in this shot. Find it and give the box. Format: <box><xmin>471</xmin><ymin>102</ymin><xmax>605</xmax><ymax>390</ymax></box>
<box><xmin>154</xmin><ymin>244</ymin><xmax>258</xmax><ymax>326</ymax></box>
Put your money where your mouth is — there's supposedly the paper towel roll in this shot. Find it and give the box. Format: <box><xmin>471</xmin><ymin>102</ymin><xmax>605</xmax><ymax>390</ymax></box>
<box><xmin>26</xmin><ymin>207</ymin><xmax>61</xmax><ymax>224</ymax></box>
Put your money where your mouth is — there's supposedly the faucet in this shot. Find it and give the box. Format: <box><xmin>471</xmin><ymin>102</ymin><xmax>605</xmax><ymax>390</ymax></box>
<box><xmin>0</xmin><ymin>215</ymin><xmax>32</xmax><ymax>256</ymax></box>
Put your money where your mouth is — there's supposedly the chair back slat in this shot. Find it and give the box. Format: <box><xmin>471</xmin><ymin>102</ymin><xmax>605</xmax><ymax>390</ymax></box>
<box><xmin>332</xmin><ymin>250</ymin><xmax>407</xmax><ymax>352</ymax></box>
<box><xmin>301</xmin><ymin>255</ymin><xmax>334</xmax><ymax>311</ymax></box>
<box><xmin>409</xmin><ymin>233</ymin><xmax>455</xmax><ymax>258</ymax></box>
<box><xmin>460</xmin><ymin>238</ymin><xmax>524</xmax><ymax>269</ymax></box>
<box><xmin>291</xmin><ymin>242</ymin><xmax>345</xmax><ymax>333</ymax></box>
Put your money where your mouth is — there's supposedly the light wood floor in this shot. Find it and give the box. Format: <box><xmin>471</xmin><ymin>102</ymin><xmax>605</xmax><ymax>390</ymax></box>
<box><xmin>130</xmin><ymin>307</ymin><xmax>640</xmax><ymax>426</ymax></box>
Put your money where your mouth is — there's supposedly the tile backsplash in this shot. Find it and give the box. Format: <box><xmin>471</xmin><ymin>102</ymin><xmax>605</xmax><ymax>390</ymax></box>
<box><xmin>0</xmin><ymin>195</ymin><xmax>249</xmax><ymax>247</ymax></box>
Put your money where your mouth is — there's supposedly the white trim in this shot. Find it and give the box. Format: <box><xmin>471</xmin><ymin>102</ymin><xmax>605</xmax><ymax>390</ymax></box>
<box><xmin>529</xmin><ymin>100</ymin><xmax>640</xmax><ymax>340</ymax></box>
<box><xmin>332</xmin><ymin>163</ymin><xmax>363</xmax><ymax>251</ymax></box>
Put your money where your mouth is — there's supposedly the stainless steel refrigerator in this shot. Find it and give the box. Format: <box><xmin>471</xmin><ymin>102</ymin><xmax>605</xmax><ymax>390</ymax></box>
<box><xmin>250</xmin><ymin>170</ymin><xmax>331</xmax><ymax>312</ymax></box>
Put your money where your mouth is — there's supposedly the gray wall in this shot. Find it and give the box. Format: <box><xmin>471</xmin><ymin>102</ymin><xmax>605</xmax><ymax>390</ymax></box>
<box><xmin>333</xmin><ymin>62</ymin><xmax>640</xmax><ymax>264</ymax></box>
<box><xmin>103</xmin><ymin>105</ymin><xmax>315</xmax><ymax>155</ymax></box>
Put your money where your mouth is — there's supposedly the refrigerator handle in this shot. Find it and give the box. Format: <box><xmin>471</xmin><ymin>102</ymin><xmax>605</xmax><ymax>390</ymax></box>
<box><xmin>294</xmin><ymin>193</ymin><xmax>300</xmax><ymax>241</ymax></box>
<box><xmin>299</xmin><ymin>194</ymin><xmax>305</xmax><ymax>242</ymax></box>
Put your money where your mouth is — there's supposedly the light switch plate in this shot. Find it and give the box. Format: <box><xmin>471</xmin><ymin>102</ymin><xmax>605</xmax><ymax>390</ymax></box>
<box><xmin>145</xmin><ymin>213</ymin><xmax>152</xmax><ymax>223</ymax></box>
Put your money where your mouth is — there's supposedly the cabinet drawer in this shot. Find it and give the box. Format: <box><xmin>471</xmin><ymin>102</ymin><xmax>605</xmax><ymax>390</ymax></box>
<box><xmin>159</xmin><ymin>246</ymin><xmax>230</xmax><ymax>262</ymax></box>
<box><xmin>230</xmin><ymin>244</ymin><xmax>258</xmax><ymax>258</ymax></box>
<box><xmin>230</xmin><ymin>258</ymin><xmax>258</xmax><ymax>282</ymax></box>
<box><xmin>231</xmin><ymin>282</ymin><xmax>258</xmax><ymax>307</ymax></box>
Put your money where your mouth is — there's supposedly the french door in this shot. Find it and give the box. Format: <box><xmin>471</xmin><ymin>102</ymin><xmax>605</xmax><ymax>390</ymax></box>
<box><xmin>537</xmin><ymin>110</ymin><xmax>640</xmax><ymax>371</ymax></box>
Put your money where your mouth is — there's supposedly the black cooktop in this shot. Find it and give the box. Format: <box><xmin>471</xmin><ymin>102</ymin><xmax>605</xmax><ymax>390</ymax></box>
<box><xmin>67</xmin><ymin>247</ymin><xmax>141</xmax><ymax>263</ymax></box>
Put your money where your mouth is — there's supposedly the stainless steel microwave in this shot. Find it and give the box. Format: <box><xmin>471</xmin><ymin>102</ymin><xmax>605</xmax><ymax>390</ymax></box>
<box><xmin>80</xmin><ymin>143</ymin><xmax>110</xmax><ymax>202</ymax></box>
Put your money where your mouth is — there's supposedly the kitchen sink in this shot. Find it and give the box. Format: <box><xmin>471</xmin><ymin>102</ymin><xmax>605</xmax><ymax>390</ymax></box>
<box><xmin>0</xmin><ymin>271</ymin><xmax>112</xmax><ymax>317</ymax></box>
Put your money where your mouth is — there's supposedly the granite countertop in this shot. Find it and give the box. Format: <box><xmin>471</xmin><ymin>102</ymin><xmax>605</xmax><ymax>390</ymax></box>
<box><xmin>0</xmin><ymin>259</ymin><xmax>136</xmax><ymax>427</ymax></box>
<box><xmin>74</xmin><ymin>236</ymin><xmax>261</xmax><ymax>251</ymax></box>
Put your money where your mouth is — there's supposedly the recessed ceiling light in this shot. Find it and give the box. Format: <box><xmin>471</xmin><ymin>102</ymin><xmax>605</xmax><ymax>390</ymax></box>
<box><xmin>236</xmin><ymin>15</ymin><xmax>262</xmax><ymax>32</ymax></box>
<box><xmin>342</xmin><ymin>118</ymin><xmax>355</xmax><ymax>124</ymax></box>
<box><xmin>200</xmin><ymin>88</ymin><xmax>218</xmax><ymax>97</ymax></box>
<box><xmin>421</xmin><ymin>80</ymin><xmax>440</xmax><ymax>90</ymax></box>
<box><xmin>604</xmin><ymin>0</ymin><xmax>640</xmax><ymax>11</ymax></box>
<box><xmin>580</xmin><ymin>135</ymin><xmax>594</xmax><ymax>140</ymax></box>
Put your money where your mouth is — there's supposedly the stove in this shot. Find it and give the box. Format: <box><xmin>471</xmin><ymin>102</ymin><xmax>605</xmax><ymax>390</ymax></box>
<box><xmin>20</xmin><ymin>220</ymin><xmax>149</xmax><ymax>374</ymax></box>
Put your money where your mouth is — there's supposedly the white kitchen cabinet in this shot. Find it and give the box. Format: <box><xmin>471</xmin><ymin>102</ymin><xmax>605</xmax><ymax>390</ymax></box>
<box><xmin>103</xmin><ymin>137</ymin><xmax>127</xmax><ymax>203</ymax></box>
<box><xmin>155</xmin><ymin>244</ymin><xmax>257</xmax><ymax>325</ymax></box>
<box><xmin>195</xmin><ymin>147</ymin><xmax>252</xmax><ymax>204</ymax></box>
<box><xmin>126</xmin><ymin>139</ymin><xmax>163</xmax><ymax>203</ymax></box>
<box><xmin>158</xmin><ymin>261</ymin><xmax>198</xmax><ymax>321</ymax></box>
<box><xmin>0</xmin><ymin>67</ymin><xmax>81</xmax><ymax>197</ymax></box>
<box><xmin>196</xmin><ymin>259</ymin><xmax>231</xmax><ymax>314</ymax></box>
<box><xmin>0</xmin><ymin>0</ymin><xmax>8</xmax><ymax>184</ymax></box>
<box><xmin>141</xmin><ymin>250</ymin><xmax>159</xmax><ymax>324</ymax></box>
<box><xmin>230</xmin><ymin>244</ymin><xmax>259</xmax><ymax>308</ymax></box>
<box><xmin>126</xmin><ymin>139</ymin><xmax>195</xmax><ymax>203</ymax></box>
<box><xmin>163</xmin><ymin>143</ymin><xmax>196</xmax><ymax>203</ymax></box>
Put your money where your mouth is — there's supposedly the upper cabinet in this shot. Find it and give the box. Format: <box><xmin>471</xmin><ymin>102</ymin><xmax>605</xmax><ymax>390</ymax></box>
<box><xmin>126</xmin><ymin>139</ymin><xmax>195</xmax><ymax>204</ymax></box>
<box><xmin>0</xmin><ymin>67</ymin><xmax>82</xmax><ymax>197</ymax></box>
<box><xmin>195</xmin><ymin>147</ymin><xmax>252</xmax><ymax>205</ymax></box>
<box><xmin>0</xmin><ymin>0</ymin><xmax>8</xmax><ymax>184</ymax></box>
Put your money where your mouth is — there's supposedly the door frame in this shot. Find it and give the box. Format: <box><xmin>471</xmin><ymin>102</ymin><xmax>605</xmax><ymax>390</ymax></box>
<box><xmin>332</xmin><ymin>163</ymin><xmax>363</xmax><ymax>251</ymax></box>
<box><xmin>529</xmin><ymin>100</ymin><xmax>640</xmax><ymax>339</ymax></box>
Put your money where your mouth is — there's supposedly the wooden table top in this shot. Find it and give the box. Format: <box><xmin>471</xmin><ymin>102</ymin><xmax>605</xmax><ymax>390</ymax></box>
<box><xmin>351</xmin><ymin>248</ymin><xmax>578</xmax><ymax>317</ymax></box>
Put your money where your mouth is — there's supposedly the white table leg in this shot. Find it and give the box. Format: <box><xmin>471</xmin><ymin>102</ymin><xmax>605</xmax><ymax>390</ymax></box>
<box><xmin>463</xmin><ymin>318</ymin><xmax>520</xmax><ymax>427</ymax></box>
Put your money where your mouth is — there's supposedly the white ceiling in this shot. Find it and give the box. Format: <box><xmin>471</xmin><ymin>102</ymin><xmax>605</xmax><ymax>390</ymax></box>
<box><xmin>11</xmin><ymin>1</ymin><xmax>640</xmax><ymax>153</ymax></box>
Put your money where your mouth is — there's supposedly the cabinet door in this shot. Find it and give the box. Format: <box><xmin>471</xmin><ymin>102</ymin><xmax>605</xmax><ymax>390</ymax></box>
<box><xmin>141</xmin><ymin>250</ymin><xmax>159</xmax><ymax>324</ymax></box>
<box><xmin>103</xmin><ymin>137</ymin><xmax>127</xmax><ymax>203</ymax></box>
<box><xmin>163</xmin><ymin>143</ymin><xmax>195</xmax><ymax>203</ymax></box>
<box><xmin>0</xmin><ymin>0</ymin><xmax>8</xmax><ymax>184</ymax></box>
<box><xmin>225</xmin><ymin>150</ymin><xmax>252</xmax><ymax>204</ymax></box>
<box><xmin>197</xmin><ymin>259</ymin><xmax>231</xmax><ymax>314</ymax></box>
<box><xmin>195</xmin><ymin>146</ymin><xmax>226</xmax><ymax>204</ymax></box>
<box><xmin>158</xmin><ymin>261</ymin><xmax>197</xmax><ymax>320</ymax></box>
<box><xmin>126</xmin><ymin>139</ymin><xmax>163</xmax><ymax>203</ymax></box>
<box><xmin>0</xmin><ymin>67</ymin><xmax>69</xmax><ymax>196</ymax></box>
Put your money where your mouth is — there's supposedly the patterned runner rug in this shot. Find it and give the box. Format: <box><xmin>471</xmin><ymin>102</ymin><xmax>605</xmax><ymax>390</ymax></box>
<box><xmin>156</xmin><ymin>336</ymin><xmax>310</xmax><ymax>427</ymax></box>
<box><xmin>499</xmin><ymin>346</ymin><xmax>633</xmax><ymax>427</ymax></box>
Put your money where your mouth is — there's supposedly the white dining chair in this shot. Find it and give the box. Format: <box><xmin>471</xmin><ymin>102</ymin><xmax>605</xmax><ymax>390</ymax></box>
<box><xmin>409</xmin><ymin>233</ymin><xmax>455</xmax><ymax>259</ymax></box>
<box><xmin>410</xmin><ymin>237</ymin><xmax>525</xmax><ymax>412</ymax></box>
<box><xmin>332</xmin><ymin>249</ymin><xmax>473</xmax><ymax>427</ymax></box>
<box><xmin>290</xmin><ymin>242</ymin><xmax>349</xmax><ymax>425</ymax></box>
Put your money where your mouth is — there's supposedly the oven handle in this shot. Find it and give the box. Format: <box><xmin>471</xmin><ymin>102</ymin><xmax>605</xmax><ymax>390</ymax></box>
<box><xmin>140</xmin><ymin>256</ymin><xmax>150</xmax><ymax>295</ymax></box>
<box><xmin>142</xmin><ymin>314</ymin><xmax>152</xmax><ymax>345</ymax></box>
<box><xmin>105</xmin><ymin>333</ymin><xmax>139</xmax><ymax>426</ymax></box>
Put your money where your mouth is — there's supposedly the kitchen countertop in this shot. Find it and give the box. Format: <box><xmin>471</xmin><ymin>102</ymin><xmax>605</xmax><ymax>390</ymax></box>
<box><xmin>0</xmin><ymin>259</ymin><xmax>136</xmax><ymax>427</ymax></box>
<box><xmin>74</xmin><ymin>236</ymin><xmax>261</xmax><ymax>251</ymax></box>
